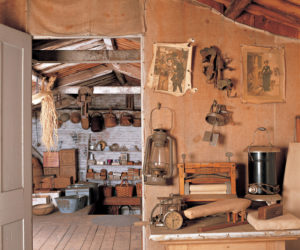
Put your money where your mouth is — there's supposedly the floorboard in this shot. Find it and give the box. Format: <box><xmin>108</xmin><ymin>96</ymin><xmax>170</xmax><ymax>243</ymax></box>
<box><xmin>33</xmin><ymin>207</ymin><xmax>142</xmax><ymax>250</ymax></box>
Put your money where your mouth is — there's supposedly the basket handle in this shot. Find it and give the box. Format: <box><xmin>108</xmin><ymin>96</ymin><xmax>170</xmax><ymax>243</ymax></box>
<box><xmin>120</xmin><ymin>178</ymin><xmax>129</xmax><ymax>186</ymax></box>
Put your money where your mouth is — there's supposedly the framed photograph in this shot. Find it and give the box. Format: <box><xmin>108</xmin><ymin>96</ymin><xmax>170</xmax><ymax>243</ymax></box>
<box><xmin>148</xmin><ymin>43</ymin><xmax>196</xmax><ymax>96</ymax></box>
<box><xmin>241</xmin><ymin>45</ymin><xmax>285</xmax><ymax>104</ymax></box>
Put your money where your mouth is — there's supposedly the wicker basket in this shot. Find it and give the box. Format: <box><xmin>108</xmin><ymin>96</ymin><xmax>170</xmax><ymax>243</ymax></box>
<box><xmin>116</xmin><ymin>179</ymin><xmax>134</xmax><ymax>197</ymax></box>
<box><xmin>32</xmin><ymin>203</ymin><xmax>55</xmax><ymax>216</ymax></box>
<box><xmin>136</xmin><ymin>182</ymin><xmax>142</xmax><ymax>197</ymax></box>
<box><xmin>120</xmin><ymin>112</ymin><xmax>133</xmax><ymax>126</ymax></box>
<box><xmin>103</xmin><ymin>111</ymin><xmax>117</xmax><ymax>128</ymax></box>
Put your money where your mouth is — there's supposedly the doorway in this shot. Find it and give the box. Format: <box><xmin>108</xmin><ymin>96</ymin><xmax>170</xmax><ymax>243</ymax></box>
<box><xmin>31</xmin><ymin>36</ymin><xmax>144</xmax><ymax>249</ymax></box>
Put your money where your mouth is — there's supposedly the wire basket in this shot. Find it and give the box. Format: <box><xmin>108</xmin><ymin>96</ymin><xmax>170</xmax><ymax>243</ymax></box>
<box><xmin>116</xmin><ymin>179</ymin><xmax>134</xmax><ymax>197</ymax></box>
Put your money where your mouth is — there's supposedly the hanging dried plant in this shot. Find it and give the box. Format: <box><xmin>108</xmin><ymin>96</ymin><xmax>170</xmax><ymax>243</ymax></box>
<box><xmin>40</xmin><ymin>76</ymin><xmax>58</xmax><ymax>151</ymax></box>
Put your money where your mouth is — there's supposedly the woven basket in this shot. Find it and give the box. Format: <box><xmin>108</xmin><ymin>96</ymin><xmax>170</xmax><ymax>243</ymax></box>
<box><xmin>120</xmin><ymin>112</ymin><xmax>133</xmax><ymax>126</ymax></box>
<box><xmin>136</xmin><ymin>182</ymin><xmax>142</xmax><ymax>197</ymax></box>
<box><xmin>103</xmin><ymin>111</ymin><xmax>117</xmax><ymax>128</ymax></box>
<box><xmin>116</xmin><ymin>179</ymin><xmax>134</xmax><ymax>197</ymax></box>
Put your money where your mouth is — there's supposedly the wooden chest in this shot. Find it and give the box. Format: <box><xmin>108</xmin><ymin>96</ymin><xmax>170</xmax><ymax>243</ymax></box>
<box><xmin>44</xmin><ymin>167</ymin><xmax>60</xmax><ymax>177</ymax></box>
<box><xmin>43</xmin><ymin>152</ymin><xmax>59</xmax><ymax>167</ymax></box>
<box><xmin>60</xmin><ymin>165</ymin><xmax>77</xmax><ymax>182</ymax></box>
<box><xmin>59</xmin><ymin>149</ymin><xmax>77</xmax><ymax>166</ymax></box>
<box><xmin>54</xmin><ymin>177</ymin><xmax>73</xmax><ymax>189</ymax></box>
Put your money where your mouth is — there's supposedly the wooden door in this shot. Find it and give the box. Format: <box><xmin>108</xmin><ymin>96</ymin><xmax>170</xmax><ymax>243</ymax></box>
<box><xmin>0</xmin><ymin>24</ymin><xmax>32</xmax><ymax>249</ymax></box>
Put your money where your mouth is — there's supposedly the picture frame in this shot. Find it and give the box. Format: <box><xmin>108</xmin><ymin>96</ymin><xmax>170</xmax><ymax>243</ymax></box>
<box><xmin>241</xmin><ymin>45</ymin><xmax>285</xmax><ymax>104</ymax></box>
<box><xmin>147</xmin><ymin>43</ymin><xmax>196</xmax><ymax>96</ymax></box>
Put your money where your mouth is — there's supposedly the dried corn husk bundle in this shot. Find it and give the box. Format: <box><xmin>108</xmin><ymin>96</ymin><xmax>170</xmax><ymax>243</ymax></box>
<box><xmin>40</xmin><ymin>76</ymin><xmax>58</xmax><ymax>151</ymax></box>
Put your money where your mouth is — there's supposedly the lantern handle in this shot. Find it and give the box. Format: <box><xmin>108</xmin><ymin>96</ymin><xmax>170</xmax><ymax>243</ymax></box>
<box><xmin>149</xmin><ymin>103</ymin><xmax>174</xmax><ymax>131</ymax></box>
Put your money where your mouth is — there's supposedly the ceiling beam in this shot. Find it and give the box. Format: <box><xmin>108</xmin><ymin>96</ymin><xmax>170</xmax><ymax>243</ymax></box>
<box><xmin>253</xmin><ymin>0</ymin><xmax>300</xmax><ymax>18</ymax></box>
<box><xmin>32</xmin><ymin>50</ymin><xmax>140</xmax><ymax>63</ymax></box>
<box><xmin>113</xmin><ymin>63</ymin><xmax>141</xmax><ymax>80</ymax></box>
<box><xmin>55</xmin><ymin>65</ymin><xmax>113</xmax><ymax>87</ymax></box>
<box><xmin>225</xmin><ymin>0</ymin><xmax>252</xmax><ymax>19</ymax></box>
<box><xmin>59</xmin><ymin>86</ymin><xmax>141</xmax><ymax>95</ymax></box>
<box><xmin>103</xmin><ymin>38</ymin><xmax>127</xmax><ymax>85</ymax></box>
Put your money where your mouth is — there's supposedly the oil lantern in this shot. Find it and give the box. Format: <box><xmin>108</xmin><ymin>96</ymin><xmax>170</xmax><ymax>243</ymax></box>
<box><xmin>143</xmin><ymin>129</ymin><xmax>174</xmax><ymax>185</ymax></box>
<box><xmin>247</xmin><ymin>127</ymin><xmax>280</xmax><ymax>196</ymax></box>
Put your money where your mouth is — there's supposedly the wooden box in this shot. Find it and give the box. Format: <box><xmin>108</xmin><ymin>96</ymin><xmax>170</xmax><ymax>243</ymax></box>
<box><xmin>59</xmin><ymin>149</ymin><xmax>77</xmax><ymax>166</ymax></box>
<box><xmin>43</xmin><ymin>152</ymin><xmax>59</xmax><ymax>167</ymax></box>
<box><xmin>54</xmin><ymin>177</ymin><xmax>73</xmax><ymax>189</ymax></box>
<box><xmin>258</xmin><ymin>204</ymin><xmax>283</xmax><ymax>220</ymax></box>
<box><xmin>44</xmin><ymin>167</ymin><xmax>60</xmax><ymax>177</ymax></box>
<box><xmin>60</xmin><ymin>165</ymin><xmax>77</xmax><ymax>182</ymax></box>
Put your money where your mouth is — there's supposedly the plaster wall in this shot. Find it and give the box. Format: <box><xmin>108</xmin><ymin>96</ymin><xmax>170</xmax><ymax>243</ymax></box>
<box><xmin>143</xmin><ymin>0</ymin><xmax>300</xmax><ymax>249</ymax></box>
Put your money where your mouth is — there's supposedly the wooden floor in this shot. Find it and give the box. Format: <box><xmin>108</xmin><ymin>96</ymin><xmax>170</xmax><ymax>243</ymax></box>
<box><xmin>33</xmin><ymin>207</ymin><xmax>142</xmax><ymax>250</ymax></box>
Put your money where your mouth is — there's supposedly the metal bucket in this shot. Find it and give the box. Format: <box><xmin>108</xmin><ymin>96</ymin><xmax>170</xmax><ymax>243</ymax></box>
<box><xmin>247</xmin><ymin>127</ymin><xmax>280</xmax><ymax>195</ymax></box>
<box><xmin>248</xmin><ymin>147</ymin><xmax>279</xmax><ymax>195</ymax></box>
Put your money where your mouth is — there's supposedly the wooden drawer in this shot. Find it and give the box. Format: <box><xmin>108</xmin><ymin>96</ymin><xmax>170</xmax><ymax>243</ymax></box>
<box><xmin>43</xmin><ymin>152</ymin><xmax>59</xmax><ymax>167</ymax></box>
<box><xmin>60</xmin><ymin>165</ymin><xmax>77</xmax><ymax>182</ymax></box>
<box><xmin>44</xmin><ymin>167</ymin><xmax>60</xmax><ymax>177</ymax></box>
<box><xmin>59</xmin><ymin>149</ymin><xmax>77</xmax><ymax>166</ymax></box>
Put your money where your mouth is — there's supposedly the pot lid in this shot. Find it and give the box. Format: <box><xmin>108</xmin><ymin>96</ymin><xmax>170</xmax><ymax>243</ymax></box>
<box><xmin>247</xmin><ymin>146</ymin><xmax>280</xmax><ymax>153</ymax></box>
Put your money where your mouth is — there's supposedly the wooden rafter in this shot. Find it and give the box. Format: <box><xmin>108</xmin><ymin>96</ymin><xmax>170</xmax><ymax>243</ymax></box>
<box><xmin>253</xmin><ymin>0</ymin><xmax>300</xmax><ymax>18</ymax></box>
<box><xmin>32</xmin><ymin>50</ymin><xmax>140</xmax><ymax>63</ymax></box>
<box><xmin>59</xmin><ymin>86</ymin><xmax>141</xmax><ymax>95</ymax></box>
<box><xmin>104</xmin><ymin>38</ymin><xmax>127</xmax><ymax>85</ymax></box>
<box><xmin>55</xmin><ymin>65</ymin><xmax>113</xmax><ymax>87</ymax></box>
<box><xmin>224</xmin><ymin>0</ymin><xmax>252</xmax><ymax>19</ymax></box>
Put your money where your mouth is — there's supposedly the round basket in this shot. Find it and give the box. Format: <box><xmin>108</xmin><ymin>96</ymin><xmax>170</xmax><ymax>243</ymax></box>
<box><xmin>116</xmin><ymin>179</ymin><xmax>134</xmax><ymax>197</ymax></box>
<box><xmin>59</xmin><ymin>113</ymin><xmax>70</xmax><ymax>122</ymax></box>
<box><xmin>32</xmin><ymin>203</ymin><xmax>55</xmax><ymax>216</ymax></box>
<box><xmin>120</xmin><ymin>112</ymin><xmax>133</xmax><ymax>126</ymax></box>
<box><xmin>103</xmin><ymin>111</ymin><xmax>117</xmax><ymax>128</ymax></box>
<box><xmin>70</xmin><ymin>112</ymin><xmax>81</xmax><ymax>123</ymax></box>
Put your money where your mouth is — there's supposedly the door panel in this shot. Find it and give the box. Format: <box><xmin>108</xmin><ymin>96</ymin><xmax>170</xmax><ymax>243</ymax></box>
<box><xmin>3</xmin><ymin>220</ymin><xmax>23</xmax><ymax>250</ymax></box>
<box><xmin>0</xmin><ymin>24</ymin><xmax>32</xmax><ymax>250</ymax></box>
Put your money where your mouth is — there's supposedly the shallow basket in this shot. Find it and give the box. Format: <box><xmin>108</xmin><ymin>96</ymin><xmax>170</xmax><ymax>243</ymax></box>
<box><xmin>32</xmin><ymin>203</ymin><xmax>55</xmax><ymax>216</ymax></box>
<box><xmin>116</xmin><ymin>179</ymin><xmax>134</xmax><ymax>197</ymax></box>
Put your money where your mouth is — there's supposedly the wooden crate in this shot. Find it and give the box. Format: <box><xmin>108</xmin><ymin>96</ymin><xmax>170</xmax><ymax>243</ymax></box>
<box><xmin>54</xmin><ymin>177</ymin><xmax>73</xmax><ymax>189</ymax></box>
<box><xmin>59</xmin><ymin>149</ymin><xmax>77</xmax><ymax>166</ymax></box>
<box><xmin>60</xmin><ymin>165</ymin><xmax>77</xmax><ymax>182</ymax></box>
<box><xmin>43</xmin><ymin>152</ymin><xmax>59</xmax><ymax>167</ymax></box>
<box><xmin>44</xmin><ymin>167</ymin><xmax>60</xmax><ymax>177</ymax></box>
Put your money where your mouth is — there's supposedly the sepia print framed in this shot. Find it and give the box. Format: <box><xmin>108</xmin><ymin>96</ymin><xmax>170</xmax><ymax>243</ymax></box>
<box><xmin>241</xmin><ymin>45</ymin><xmax>285</xmax><ymax>104</ymax></box>
<box><xmin>148</xmin><ymin>43</ymin><xmax>196</xmax><ymax>96</ymax></box>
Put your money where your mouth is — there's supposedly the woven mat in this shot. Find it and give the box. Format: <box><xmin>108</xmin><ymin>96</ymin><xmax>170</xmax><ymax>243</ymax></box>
<box><xmin>92</xmin><ymin>215</ymin><xmax>140</xmax><ymax>227</ymax></box>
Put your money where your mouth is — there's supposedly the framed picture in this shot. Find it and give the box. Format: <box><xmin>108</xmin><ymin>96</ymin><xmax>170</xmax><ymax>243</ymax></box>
<box><xmin>241</xmin><ymin>45</ymin><xmax>285</xmax><ymax>104</ymax></box>
<box><xmin>148</xmin><ymin>43</ymin><xmax>196</xmax><ymax>96</ymax></box>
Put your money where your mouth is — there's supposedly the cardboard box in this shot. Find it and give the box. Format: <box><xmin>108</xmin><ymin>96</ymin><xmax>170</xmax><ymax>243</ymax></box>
<box><xmin>60</xmin><ymin>165</ymin><xmax>77</xmax><ymax>182</ymax></box>
<box><xmin>32</xmin><ymin>194</ymin><xmax>50</xmax><ymax>206</ymax></box>
<box><xmin>59</xmin><ymin>149</ymin><xmax>77</xmax><ymax>166</ymax></box>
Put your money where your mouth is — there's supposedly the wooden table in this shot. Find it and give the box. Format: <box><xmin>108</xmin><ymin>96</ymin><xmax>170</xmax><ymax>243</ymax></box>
<box><xmin>150</xmin><ymin>215</ymin><xmax>300</xmax><ymax>250</ymax></box>
<box><xmin>102</xmin><ymin>196</ymin><xmax>141</xmax><ymax>214</ymax></box>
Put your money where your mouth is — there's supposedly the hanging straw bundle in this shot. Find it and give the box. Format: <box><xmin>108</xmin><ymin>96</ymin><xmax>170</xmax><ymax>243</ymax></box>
<box><xmin>39</xmin><ymin>76</ymin><xmax>58</xmax><ymax>151</ymax></box>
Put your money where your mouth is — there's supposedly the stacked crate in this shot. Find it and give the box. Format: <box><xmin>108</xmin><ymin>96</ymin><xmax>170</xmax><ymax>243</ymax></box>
<box><xmin>43</xmin><ymin>152</ymin><xmax>60</xmax><ymax>177</ymax></box>
<box><xmin>59</xmin><ymin>149</ymin><xmax>78</xmax><ymax>183</ymax></box>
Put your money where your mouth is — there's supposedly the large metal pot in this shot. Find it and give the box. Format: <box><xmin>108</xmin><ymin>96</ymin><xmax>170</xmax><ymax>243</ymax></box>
<box><xmin>247</xmin><ymin>127</ymin><xmax>280</xmax><ymax>195</ymax></box>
